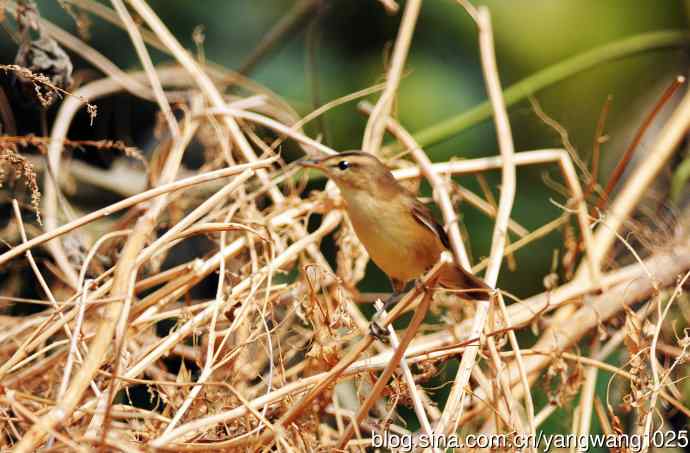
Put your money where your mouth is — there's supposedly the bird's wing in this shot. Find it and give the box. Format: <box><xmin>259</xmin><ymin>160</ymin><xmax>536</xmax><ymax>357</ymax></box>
<box><xmin>410</xmin><ymin>200</ymin><xmax>450</xmax><ymax>249</ymax></box>
<box><xmin>410</xmin><ymin>198</ymin><xmax>490</xmax><ymax>299</ymax></box>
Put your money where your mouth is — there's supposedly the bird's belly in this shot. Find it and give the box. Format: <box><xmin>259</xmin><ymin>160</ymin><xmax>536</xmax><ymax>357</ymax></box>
<box><xmin>363</xmin><ymin>235</ymin><xmax>432</xmax><ymax>282</ymax></box>
<box><xmin>346</xmin><ymin>200</ymin><xmax>441</xmax><ymax>283</ymax></box>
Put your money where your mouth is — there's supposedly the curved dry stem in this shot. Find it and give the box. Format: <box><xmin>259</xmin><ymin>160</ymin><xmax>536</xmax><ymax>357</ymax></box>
<box><xmin>436</xmin><ymin>5</ymin><xmax>517</xmax><ymax>438</ymax></box>
<box><xmin>0</xmin><ymin>157</ymin><xmax>277</xmax><ymax>268</ymax></box>
<box><xmin>642</xmin><ymin>269</ymin><xmax>690</xmax><ymax>450</ymax></box>
<box><xmin>586</xmin><ymin>87</ymin><xmax>690</xmax><ymax>273</ymax></box>
<box><xmin>42</xmin><ymin>68</ymin><xmax>196</xmax><ymax>289</ymax></box>
<box><xmin>12</xmin><ymin>100</ymin><xmax>200</xmax><ymax>453</ymax></box>
<box><xmin>361</xmin><ymin>0</ymin><xmax>421</xmax><ymax>155</ymax></box>
<box><xmin>336</xmin><ymin>288</ymin><xmax>434</xmax><ymax>448</ymax></box>
<box><xmin>110</xmin><ymin>0</ymin><xmax>179</xmax><ymax>136</ymax></box>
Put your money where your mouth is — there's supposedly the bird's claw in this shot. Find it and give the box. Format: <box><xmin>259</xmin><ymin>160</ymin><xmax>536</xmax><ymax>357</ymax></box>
<box><xmin>415</xmin><ymin>279</ymin><xmax>429</xmax><ymax>293</ymax></box>
<box><xmin>369</xmin><ymin>320</ymin><xmax>390</xmax><ymax>343</ymax></box>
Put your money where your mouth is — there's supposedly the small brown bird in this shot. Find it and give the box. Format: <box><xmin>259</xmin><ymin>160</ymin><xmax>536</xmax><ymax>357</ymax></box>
<box><xmin>299</xmin><ymin>151</ymin><xmax>489</xmax><ymax>329</ymax></box>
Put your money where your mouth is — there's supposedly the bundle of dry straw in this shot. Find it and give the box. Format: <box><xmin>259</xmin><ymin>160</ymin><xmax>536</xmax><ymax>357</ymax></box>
<box><xmin>1</xmin><ymin>1</ymin><xmax>689</xmax><ymax>451</ymax></box>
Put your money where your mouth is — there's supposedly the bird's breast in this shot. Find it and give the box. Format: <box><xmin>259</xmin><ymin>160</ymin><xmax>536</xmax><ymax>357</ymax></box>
<box><xmin>342</xmin><ymin>191</ymin><xmax>442</xmax><ymax>283</ymax></box>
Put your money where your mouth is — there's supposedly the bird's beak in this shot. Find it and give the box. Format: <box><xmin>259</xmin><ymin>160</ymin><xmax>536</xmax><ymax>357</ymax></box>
<box><xmin>296</xmin><ymin>156</ymin><xmax>325</xmax><ymax>170</ymax></box>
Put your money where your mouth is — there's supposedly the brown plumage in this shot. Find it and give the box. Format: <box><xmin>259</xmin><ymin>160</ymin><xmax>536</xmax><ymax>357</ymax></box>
<box><xmin>299</xmin><ymin>151</ymin><xmax>489</xmax><ymax>301</ymax></box>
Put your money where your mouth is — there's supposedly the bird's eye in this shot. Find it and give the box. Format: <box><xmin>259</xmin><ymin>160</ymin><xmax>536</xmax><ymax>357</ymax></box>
<box><xmin>337</xmin><ymin>160</ymin><xmax>350</xmax><ymax>171</ymax></box>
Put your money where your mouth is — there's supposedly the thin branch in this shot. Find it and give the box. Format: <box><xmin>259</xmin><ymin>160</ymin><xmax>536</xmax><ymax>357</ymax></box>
<box><xmin>586</xmin><ymin>80</ymin><xmax>690</xmax><ymax>273</ymax></box>
<box><xmin>436</xmin><ymin>4</ymin><xmax>517</xmax><ymax>438</ymax></box>
<box><xmin>336</xmin><ymin>289</ymin><xmax>434</xmax><ymax>448</ymax></box>
<box><xmin>110</xmin><ymin>0</ymin><xmax>179</xmax><ymax>137</ymax></box>
<box><xmin>0</xmin><ymin>157</ymin><xmax>277</xmax><ymax>268</ymax></box>
<box><xmin>361</xmin><ymin>0</ymin><xmax>421</xmax><ymax>154</ymax></box>
<box><xmin>597</xmin><ymin>75</ymin><xmax>685</xmax><ymax>211</ymax></box>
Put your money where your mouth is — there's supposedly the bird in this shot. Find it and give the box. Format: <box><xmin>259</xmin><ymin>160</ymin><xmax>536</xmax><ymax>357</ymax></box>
<box><xmin>299</xmin><ymin>151</ymin><xmax>490</xmax><ymax>335</ymax></box>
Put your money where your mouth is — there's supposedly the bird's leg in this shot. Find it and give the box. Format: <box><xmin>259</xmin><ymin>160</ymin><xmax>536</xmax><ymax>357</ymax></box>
<box><xmin>369</xmin><ymin>279</ymin><xmax>413</xmax><ymax>341</ymax></box>
<box><xmin>368</xmin><ymin>320</ymin><xmax>389</xmax><ymax>341</ymax></box>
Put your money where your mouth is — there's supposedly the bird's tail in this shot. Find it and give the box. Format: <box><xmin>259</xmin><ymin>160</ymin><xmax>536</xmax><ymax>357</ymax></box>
<box><xmin>437</xmin><ymin>262</ymin><xmax>492</xmax><ymax>301</ymax></box>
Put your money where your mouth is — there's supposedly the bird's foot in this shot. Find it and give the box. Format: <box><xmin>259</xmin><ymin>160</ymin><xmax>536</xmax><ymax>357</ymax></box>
<box><xmin>369</xmin><ymin>319</ymin><xmax>390</xmax><ymax>343</ymax></box>
<box><xmin>414</xmin><ymin>278</ymin><xmax>429</xmax><ymax>293</ymax></box>
<box><xmin>380</xmin><ymin>292</ymin><xmax>403</xmax><ymax>313</ymax></box>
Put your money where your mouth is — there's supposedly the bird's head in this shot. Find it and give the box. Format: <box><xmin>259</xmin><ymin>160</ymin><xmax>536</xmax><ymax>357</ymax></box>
<box><xmin>298</xmin><ymin>151</ymin><xmax>397</xmax><ymax>193</ymax></box>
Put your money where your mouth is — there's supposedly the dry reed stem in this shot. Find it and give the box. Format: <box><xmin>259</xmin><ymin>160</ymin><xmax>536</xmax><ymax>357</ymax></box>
<box><xmin>641</xmin><ymin>269</ymin><xmax>690</xmax><ymax>451</ymax></box>
<box><xmin>10</xmin><ymin>200</ymin><xmax>80</xmax><ymax>359</ymax></box>
<box><xmin>460</xmin><ymin>8</ymin><xmax>524</xmax><ymax>440</ymax></box>
<box><xmin>436</xmin><ymin>4</ymin><xmax>517</xmax><ymax>439</ymax></box>
<box><xmin>47</xmin><ymin>282</ymin><xmax>90</xmax><ymax>449</ymax></box>
<box><xmin>586</xmin><ymin>84</ymin><xmax>690</xmax><ymax>273</ymax></box>
<box><xmin>206</xmin><ymin>107</ymin><xmax>337</xmax><ymax>156</ymax></box>
<box><xmin>497</xmin><ymin>291</ymin><xmax>536</xmax><ymax>453</ymax></box>
<box><xmin>12</xmin><ymin>99</ymin><xmax>200</xmax><ymax>452</ymax></box>
<box><xmin>484</xmin><ymin>327</ymin><xmax>521</xmax><ymax>432</ymax></box>
<box><xmin>0</xmin><ymin>301</ymin><xmax>87</xmax><ymax>382</ymax></box>
<box><xmin>473</xmin><ymin>215</ymin><xmax>568</xmax><ymax>273</ymax></box>
<box><xmin>337</xmin><ymin>289</ymin><xmax>434</xmax><ymax>448</ymax></box>
<box><xmin>469</xmin><ymin>366</ymin><xmax>506</xmax><ymax>431</ymax></box>
<box><xmin>593</xmin><ymin>397</ymin><xmax>613</xmax><ymax>439</ymax></box>
<box><xmin>3</xmin><ymin>391</ymin><xmax>89</xmax><ymax>453</ymax></box>
<box><xmin>0</xmin><ymin>157</ymin><xmax>277</xmax><ymax>268</ymax></box>
<box><xmin>377</xmin><ymin>302</ymin><xmax>435</xmax><ymax>442</ymax></box>
<box><xmin>110</xmin><ymin>0</ymin><xmax>180</xmax><ymax>137</ymax></box>
<box><xmin>42</xmin><ymin>68</ymin><xmax>196</xmax><ymax>288</ymax></box>
<box><xmin>270</xmin><ymin>81</ymin><xmax>386</xmax><ymax>151</ymax></box>
<box><xmin>390</xmin><ymin>147</ymin><xmax>560</xmax><ymax>176</ymax></box>
<box><xmin>361</xmin><ymin>0</ymin><xmax>421</xmax><ymax>155</ymax></box>
<box><xmin>377</xmin><ymin>0</ymin><xmax>400</xmax><ymax>15</ymax></box>
<box><xmin>456</xmin><ymin>185</ymin><xmax>529</xmax><ymax>238</ymax></box>
<box><xmin>55</xmin><ymin>281</ymin><xmax>90</xmax><ymax>404</ymax></box>
<box><xmin>577</xmin><ymin>342</ymin><xmax>600</xmax><ymax>447</ymax></box>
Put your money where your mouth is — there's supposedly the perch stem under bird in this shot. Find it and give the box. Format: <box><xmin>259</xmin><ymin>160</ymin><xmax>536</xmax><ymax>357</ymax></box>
<box><xmin>298</xmin><ymin>151</ymin><xmax>490</xmax><ymax>338</ymax></box>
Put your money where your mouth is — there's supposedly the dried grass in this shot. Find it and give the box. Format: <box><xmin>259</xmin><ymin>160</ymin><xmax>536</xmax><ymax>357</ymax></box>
<box><xmin>0</xmin><ymin>1</ymin><xmax>689</xmax><ymax>452</ymax></box>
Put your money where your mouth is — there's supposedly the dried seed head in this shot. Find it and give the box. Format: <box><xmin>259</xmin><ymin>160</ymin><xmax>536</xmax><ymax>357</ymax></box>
<box><xmin>14</xmin><ymin>36</ymin><xmax>73</xmax><ymax>108</ymax></box>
